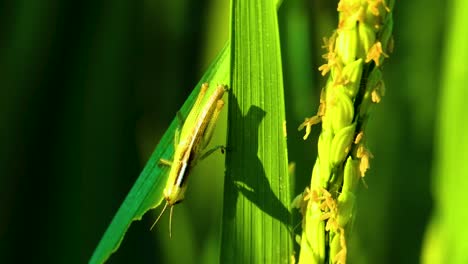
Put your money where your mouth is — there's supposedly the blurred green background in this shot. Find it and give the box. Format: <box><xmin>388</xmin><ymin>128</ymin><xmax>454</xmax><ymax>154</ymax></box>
<box><xmin>0</xmin><ymin>0</ymin><xmax>458</xmax><ymax>263</ymax></box>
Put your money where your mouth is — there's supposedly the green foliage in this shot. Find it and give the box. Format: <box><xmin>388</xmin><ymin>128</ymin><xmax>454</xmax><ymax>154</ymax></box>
<box><xmin>91</xmin><ymin>0</ymin><xmax>292</xmax><ymax>262</ymax></box>
<box><xmin>220</xmin><ymin>0</ymin><xmax>292</xmax><ymax>263</ymax></box>
<box><xmin>3</xmin><ymin>0</ymin><xmax>468</xmax><ymax>264</ymax></box>
<box><xmin>421</xmin><ymin>1</ymin><xmax>468</xmax><ymax>263</ymax></box>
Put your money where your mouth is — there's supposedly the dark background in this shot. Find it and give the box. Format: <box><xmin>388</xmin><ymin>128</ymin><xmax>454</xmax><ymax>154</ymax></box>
<box><xmin>0</xmin><ymin>0</ymin><xmax>445</xmax><ymax>263</ymax></box>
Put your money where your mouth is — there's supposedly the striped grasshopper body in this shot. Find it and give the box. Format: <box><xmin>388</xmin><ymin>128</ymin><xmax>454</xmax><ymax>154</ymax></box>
<box><xmin>151</xmin><ymin>83</ymin><xmax>226</xmax><ymax>235</ymax></box>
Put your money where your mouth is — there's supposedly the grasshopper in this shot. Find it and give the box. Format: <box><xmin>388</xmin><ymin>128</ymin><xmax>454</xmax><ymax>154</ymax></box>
<box><xmin>151</xmin><ymin>83</ymin><xmax>226</xmax><ymax>236</ymax></box>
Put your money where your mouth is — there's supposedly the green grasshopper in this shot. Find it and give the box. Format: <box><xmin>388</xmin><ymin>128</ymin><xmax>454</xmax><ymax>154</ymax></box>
<box><xmin>151</xmin><ymin>83</ymin><xmax>226</xmax><ymax>236</ymax></box>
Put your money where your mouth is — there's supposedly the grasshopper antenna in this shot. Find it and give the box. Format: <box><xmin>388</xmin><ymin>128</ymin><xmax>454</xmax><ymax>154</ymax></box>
<box><xmin>169</xmin><ymin>206</ymin><xmax>174</xmax><ymax>238</ymax></box>
<box><xmin>150</xmin><ymin>202</ymin><xmax>169</xmax><ymax>231</ymax></box>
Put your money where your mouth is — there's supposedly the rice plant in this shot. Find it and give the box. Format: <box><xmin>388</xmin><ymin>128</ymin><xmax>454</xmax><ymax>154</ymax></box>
<box><xmin>3</xmin><ymin>0</ymin><xmax>468</xmax><ymax>263</ymax></box>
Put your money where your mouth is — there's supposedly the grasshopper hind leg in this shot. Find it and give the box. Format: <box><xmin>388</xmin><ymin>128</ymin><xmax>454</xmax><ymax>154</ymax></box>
<box><xmin>200</xmin><ymin>98</ymin><xmax>225</xmax><ymax>150</ymax></box>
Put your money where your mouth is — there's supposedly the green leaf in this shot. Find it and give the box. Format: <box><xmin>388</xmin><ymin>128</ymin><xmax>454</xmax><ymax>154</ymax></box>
<box><xmin>421</xmin><ymin>1</ymin><xmax>468</xmax><ymax>263</ymax></box>
<box><xmin>89</xmin><ymin>44</ymin><xmax>230</xmax><ymax>264</ymax></box>
<box><xmin>220</xmin><ymin>0</ymin><xmax>292</xmax><ymax>263</ymax></box>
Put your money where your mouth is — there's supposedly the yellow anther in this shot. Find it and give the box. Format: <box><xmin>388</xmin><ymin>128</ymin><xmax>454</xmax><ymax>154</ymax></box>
<box><xmin>366</xmin><ymin>41</ymin><xmax>389</xmax><ymax>66</ymax></box>
<box><xmin>354</xmin><ymin>131</ymin><xmax>364</xmax><ymax>144</ymax></box>
<box><xmin>367</xmin><ymin>0</ymin><xmax>391</xmax><ymax>16</ymax></box>
<box><xmin>357</xmin><ymin>145</ymin><xmax>374</xmax><ymax>177</ymax></box>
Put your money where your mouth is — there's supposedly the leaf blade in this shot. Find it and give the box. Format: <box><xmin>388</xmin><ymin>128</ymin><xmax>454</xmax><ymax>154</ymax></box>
<box><xmin>220</xmin><ymin>0</ymin><xmax>292</xmax><ymax>263</ymax></box>
<box><xmin>90</xmin><ymin>44</ymin><xmax>230</xmax><ymax>264</ymax></box>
